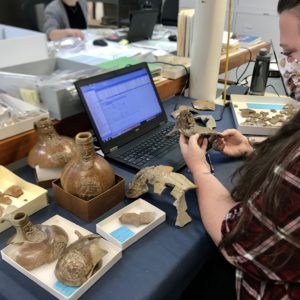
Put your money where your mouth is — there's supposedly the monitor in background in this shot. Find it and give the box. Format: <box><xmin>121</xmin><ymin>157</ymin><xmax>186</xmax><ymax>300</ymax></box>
<box><xmin>101</xmin><ymin>0</ymin><xmax>162</xmax><ymax>27</ymax></box>
<box><xmin>102</xmin><ymin>0</ymin><xmax>140</xmax><ymax>27</ymax></box>
<box><xmin>127</xmin><ymin>9</ymin><xmax>159</xmax><ymax>42</ymax></box>
<box><xmin>106</xmin><ymin>9</ymin><xmax>159</xmax><ymax>43</ymax></box>
<box><xmin>161</xmin><ymin>0</ymin><xmax>179</xmax><ymax>26</ymax></box>
<box><xmin>140</xmin><ymin>0</ymin><xmax>163</xmax><ymax>23</ymax></box>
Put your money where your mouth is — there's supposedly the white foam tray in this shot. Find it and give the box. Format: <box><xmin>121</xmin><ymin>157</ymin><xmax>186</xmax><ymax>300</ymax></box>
<box><xmin>230</xmin><ymin>94</ymin><xmax>299</xmax><ymax>136</ymax></box>
<box><xmin>1</xmin><ymin>215</ymin><xmax>122</xmax><ymax>300</ymax></box>
<box><xmin>0</xmin><ymin>108</ymin><xmax>49</xmax><ymax>140</ymax></box>
<box><xmin>96</xmin><ymin>198</ymin><xmax>166</xmax><ymax>250</ymax></box>
<box><xmin>0</xmin><ymin>165</ymin><xmax>48</xmax><ymax>232</ymax></box>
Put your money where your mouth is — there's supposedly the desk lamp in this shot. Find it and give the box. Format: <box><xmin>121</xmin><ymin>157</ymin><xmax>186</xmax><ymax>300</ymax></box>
<box><xmin>189</xmin><ymin>0</ymin><xmax>227</xmax><ymax>101</ymax></box>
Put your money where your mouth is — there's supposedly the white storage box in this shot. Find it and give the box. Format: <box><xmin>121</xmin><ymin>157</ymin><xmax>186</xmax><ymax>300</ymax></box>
<box><xmin>0</xmin><ymin>24</ymin><xmax>48</xmax><ymax>68</ymax></box>
<box><xmin>230</xmin><ymin>94</ymin><xmax>299</xmax><ymax>136</ymax></box>
<box><xmin>1</xmin><ymin>58</ymin><xmax>100</xmax><ymax>120</ymax></box>
<box><xmin>0</xmin><ymin>111</ymin><xmax>49</xmax><ymax>140</ymax></box>
<box><xmin>96</xmin><ymin>198</ymin><xmax>166</xmax><ymax>250</ymax></box>
<box><xmin>0</xmin><ymin>165</ymin><xmax>48</xmax><ymax>232</ymax></box>
<box><xmin>1</xmin><ymin>215</ymin><xmax>122</xmax><ymax>300</ymax></box>
<box><xmin>0</xmin><ymin>96</ymin><xmax>49</xmax><ymax>140</ymax></box>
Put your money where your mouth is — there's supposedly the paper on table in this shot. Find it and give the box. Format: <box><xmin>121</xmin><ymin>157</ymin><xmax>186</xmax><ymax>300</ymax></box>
<box><xmin>131</xmin><ymin>40</ymin><xmax>177</xmax><ymax>53</ymax></box>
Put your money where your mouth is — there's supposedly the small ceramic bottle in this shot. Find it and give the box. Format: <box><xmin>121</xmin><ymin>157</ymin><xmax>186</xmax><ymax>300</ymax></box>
<box><xmin>28</xmin><ymin>117</ymin><xmax>76</xmax><ymax>168</ymax></box>
<box><xmin>61</xmin><ymin>131</ymin><xmax>115</xmax><ymax>200</ymax></box>
<box><xmin>3</xmin><ymin>211</ymin><xmax>68</xmax><ymax>271</ymax></box>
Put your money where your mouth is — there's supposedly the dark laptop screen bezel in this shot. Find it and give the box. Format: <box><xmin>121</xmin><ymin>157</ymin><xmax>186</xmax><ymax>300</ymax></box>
<box><xmin>127</xmin><ymin>9</ymin><xmax>159</xmax><ymax>43</ymax></box>
<box><xmin>75</xmin><ymin>63</ymin><xmax>168</xmax><ymax>154</ymax></box>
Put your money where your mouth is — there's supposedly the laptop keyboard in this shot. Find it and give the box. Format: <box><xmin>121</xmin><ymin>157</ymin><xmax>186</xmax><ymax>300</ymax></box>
<box><xmin>118</xmin><ymin>124</ymin><xmax>179</xmax><ymax>167</ymax></box>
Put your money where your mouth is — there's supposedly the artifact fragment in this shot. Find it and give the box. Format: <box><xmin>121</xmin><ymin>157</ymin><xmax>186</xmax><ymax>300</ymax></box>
<box><xmin>240</xmin><ymin>108</ymin><xmax>256</xmax><ymax>118</ymax></box>
<box><xmin>0</xmin><ymin>193</ymin><xmax>12</xmax><ymax>205</ymax></box>
<box><xmin>55</xmin><ymin>231</ymin><xmax>107</xmax><ymax>286</ymax></box>
<box><xmin>171</xmin><ymin>105</ymin><xmax>199</xmax><ymax>119</ymax></box>
<box><xmin>61</xmin><ymin>132</ymin><xmax>115</xmax><ymax>200</ymax></box>
<box><xmin>126</xmin><ymin>165</ymin><xmax>196</xmax><ymax>227</ymax></box>
<box><xmin>119</xmin><ymin>212</ymin><xmax>155</xmax><ymax>227</ymax></box>
<box><xmin>192</xmin><ymin>100</ymin><xmax>216</xmax><ymax>111</ymax></box>
<box><xmin>28</xmin><ymin>117</ymin><xmax>76</xmax><ymax>168</ymax></box>
<box><xmin>239</xmin><ymin>103</ymin><xmax>298</xmax><ymax>127</ymax></box>
<box><xmin>4</xmin><ymin>185</ymin><xmax>23</xmax><ymax>198</ymax></box>
<box><xmin>3</xmin><ymin>211</ymin><xmax>68</xmax><ymax>270</ymax></box>
<box><xmin>167</xmin><ymin>110</ymin><xmax>220</xmax><ymax>138</ymax></box>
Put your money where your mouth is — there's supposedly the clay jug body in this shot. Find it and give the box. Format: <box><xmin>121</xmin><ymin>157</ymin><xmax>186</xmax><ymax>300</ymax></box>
<box><xmin>61</xmin><ymin>132</ymin><xmax>115</xmax><ymax>200</ymax></box>
<box><xmin>28</xmin><ymin>117</ymin><xmax>76</xmax><ymax>168</ymax></box>
<box><xmin>4</xmin><ymin>211</ymin><xmax>68</xmax><ymax>270</ymax></box>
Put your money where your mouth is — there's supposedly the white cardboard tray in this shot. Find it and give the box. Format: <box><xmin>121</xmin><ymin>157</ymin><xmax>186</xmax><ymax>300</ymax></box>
<box><xmin>230</xmin><ymin>95</ymin><xmax>299</xmax><ymax>136</ymax></box>
<box><xmin>1</xmin><ymin>215</ymin><xmax>122</xmax><ymax>300</ymax></box>
<box><xmin>0</xmin><ymin>165</ymin><xmax>48</xmax><ymax>232</ymax></box>
<box><xmin>35</xmin><ymin>166</ymin><xmax>63</xmax><ymax>182</ymax></box>
<box><xmin>96</xmin><ymin>198</ymin><xmax>166</xmax><ymax>250</ymax></box>
<box><xmin>0</xmin><ymin>108</ymin><xmax>49</xmax><ymax>140</ymax></box>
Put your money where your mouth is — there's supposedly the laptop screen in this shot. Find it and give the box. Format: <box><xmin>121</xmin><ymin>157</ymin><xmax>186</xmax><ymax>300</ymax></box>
<box><xmin>75</xmin><ymin>63</ymin><xmax>167</xmax><ymax>153</ymax></box>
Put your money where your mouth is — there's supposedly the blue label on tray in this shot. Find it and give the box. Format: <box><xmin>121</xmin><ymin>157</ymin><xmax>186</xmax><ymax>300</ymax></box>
<box><xmin>54</xmin><ymin>281</ymin><xmax>79</xmax><ymax>297</ymax></box>
<box><xmin>246</xmin><ymin>103</ymin><xmax>284</xmax><ymax>110</ymax></box>
<box><xmin>110</xmin><ymin>226</ymin><xmax>135</xmax><ymax>243</ymax></box>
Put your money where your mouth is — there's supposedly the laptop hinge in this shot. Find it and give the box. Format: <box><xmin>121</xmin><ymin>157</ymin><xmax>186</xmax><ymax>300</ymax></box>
<box><xmin>110</xmin><ymin>146</ymin><xmax>118</xmax><ymax>152</ymax></box>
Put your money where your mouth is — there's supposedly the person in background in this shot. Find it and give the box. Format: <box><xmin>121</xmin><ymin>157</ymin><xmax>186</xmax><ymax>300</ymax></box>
<box><xmin>43</xmin><ymin>0</ymin><xmax>88</xmax><ymax>41</ymax></box>
<box><xmin>179</xmin><ymin>0</ymin><xmax>300</xmax><ymax>298</ymax></box>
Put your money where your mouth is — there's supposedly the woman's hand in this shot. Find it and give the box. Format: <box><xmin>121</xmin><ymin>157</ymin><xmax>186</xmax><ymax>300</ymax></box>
<box><xmin>49</xmin><ymin>28</ymin><xmax>85</xmax><ymax>41</ymax></box>
<box><xmin>179</xmin><ymin>133</ymin><xmax>211</xmax><ymax>175</ymax></box>
<box><xmin>211</xmin><ymin>129</ymin><xmax>253</xmax><ymax>157</ymax></box>
<box><xmin>65</xmin><ymin>28</ymin><xmax>85</xmax><ymax>40</ymax></box>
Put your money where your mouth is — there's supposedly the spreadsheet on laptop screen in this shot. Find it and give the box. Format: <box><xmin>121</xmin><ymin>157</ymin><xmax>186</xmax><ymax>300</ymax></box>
<box><xmin>79</xmin><ymin>68</ymin><xmax>162</xmax><ymax>142</ymax></box>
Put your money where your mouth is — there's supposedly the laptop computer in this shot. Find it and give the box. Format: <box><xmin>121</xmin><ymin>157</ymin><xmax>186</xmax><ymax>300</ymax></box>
<box><xmin>75</xmin><ymin>62</ymin><xmax>185</xmax><ymax>171</ymax></box>
<box><xmin>106</xmin><ymin>9</ymin><xmax>159</xmax><ymax>43</ymax></box>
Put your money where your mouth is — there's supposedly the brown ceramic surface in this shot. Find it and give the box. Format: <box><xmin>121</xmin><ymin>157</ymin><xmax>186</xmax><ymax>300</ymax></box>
<box><xmin>28</xmin><ymin>117</ymin><xmax>76</xmax><ymax>168</ymax></box>
<box><xmin>61</xmin><ymin>132</ymin><xmax>115</xmax><ymax>200</ymax></box>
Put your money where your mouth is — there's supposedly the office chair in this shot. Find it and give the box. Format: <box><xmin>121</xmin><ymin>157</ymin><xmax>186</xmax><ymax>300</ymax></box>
<box><xmin>161</xmin><ymin>0</ymin><xmax>179</xmax><ymax>26</ymax></box>
<box><xmin>21</xmin><ymin>0</ymin><xmax>52</xmax><ymax>32</ymax></box>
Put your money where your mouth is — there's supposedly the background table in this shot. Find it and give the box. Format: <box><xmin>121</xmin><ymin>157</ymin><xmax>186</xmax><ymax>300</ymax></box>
<box><xmin>0</xmin><ymin>40</ymin><xmax>269</xmax><ymax>167</ymax></box>
<box><xmin>0</xmin><ymin>95</ymin><xmax>244</xmax><ymax>300</ymax></box>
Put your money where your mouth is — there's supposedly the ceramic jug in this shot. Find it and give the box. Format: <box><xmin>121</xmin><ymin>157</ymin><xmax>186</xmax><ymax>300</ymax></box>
<box><xmin>28</xmin><ymin>117</ymin><xmax>76</xmax><ymax>168</ymax></box>
<box><xmin>61</xmin><ymin>131</ymin><xmax>115</xmax><ymax>200</ymax></box>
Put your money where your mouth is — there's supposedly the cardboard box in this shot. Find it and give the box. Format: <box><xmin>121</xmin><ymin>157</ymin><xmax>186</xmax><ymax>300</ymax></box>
<box><xmin>0</xmin><ymin>165</ymin><xmax>48</xmax><ymax>233</ymax></box>
<box><xmin>1</xmin><ymin>58</ymin><xmax>99</xmax><ymax>120</ymax></box>
<box><xmin>96</xmin><ymin>198</ymin><xmax>166</xmax><ymax>250</ymax></box>
<box><xmin>1</xmin><ymin>215</ymin><xmax>122</xmax><ymax>300</ymax></box>
<box><xmin>157</xmin><ymin>55</ymin><xmax>190</xmax><ymax>80</ymax></box>
<box><xmin>0</xmin><ymin>24</ymin><xmax>48</xmax><ymax>68</ymax></box>
<box><xmin>52</xmin><ymin>175</ymin><xmax>125</xmax><ymax>222</ymax></box>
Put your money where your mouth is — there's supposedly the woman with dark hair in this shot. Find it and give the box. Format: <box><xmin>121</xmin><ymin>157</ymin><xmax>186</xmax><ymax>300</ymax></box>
<box><xmin>43</xmin><ymin>0</ymin><xmax>88</xmax><ymax>41</ymax></box>
<box><xmin>180</xmin><ymin>1</ymin><xmax>300</xmax><ymax>298</ymax></box>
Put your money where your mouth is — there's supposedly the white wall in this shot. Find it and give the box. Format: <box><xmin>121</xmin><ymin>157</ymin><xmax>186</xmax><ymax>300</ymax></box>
<box><xmin>233</xmin><ymin>0</ymin><xmax>280</xmax><ymax>54</ymax></box>
<box><xmin>180</xmin><ymin>0</ymin><xmax>280</xmax><ymax>55</ymax></box>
